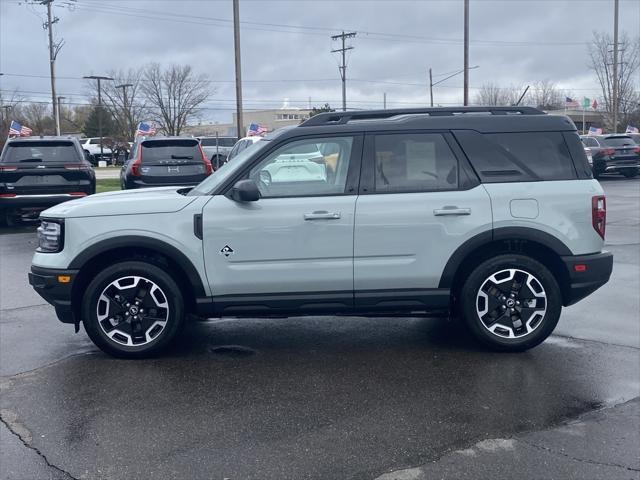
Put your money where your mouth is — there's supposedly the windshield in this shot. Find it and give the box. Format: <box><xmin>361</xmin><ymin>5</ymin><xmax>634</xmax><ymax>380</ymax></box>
<box><xmin>200</xmin><ymin>137</ymin><xmax>236</xmax><ymax>147</ymax></box>
<box><xmin>188</xmin><ymin>139</ymin><xmax>269</xmax><ymax>196</ymax></box>
<box><xmin>1</xmin><ymin>141</ymin><xmax>80</xmax><ymax>163</ymax></box>
<box><xmin>602</xmin><ymin>136</ymin><xmax>635</xmax><ymax>147</ymax></box>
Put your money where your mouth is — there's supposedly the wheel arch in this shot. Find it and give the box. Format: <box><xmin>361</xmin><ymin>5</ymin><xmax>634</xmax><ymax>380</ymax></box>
<box><xmin>440</xmin><ymin>227</ymin><xmax>572</xmax><ymax>304</ymax></box>
<box><xmin>69</xmin><ymin>236</ymin><xmax>206</xmax><ymax>319</ymax></box>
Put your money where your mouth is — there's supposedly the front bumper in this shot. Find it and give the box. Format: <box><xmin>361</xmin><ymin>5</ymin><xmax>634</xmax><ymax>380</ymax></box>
<box><xmin>561</xmin><ymin>251</ymin><xmax>613</xmax><ymax>306</ymax></box>
<box><xmin>28</xmin><ymin>266</ymin><xmax>78</xmax><ymax>324</ymax></box>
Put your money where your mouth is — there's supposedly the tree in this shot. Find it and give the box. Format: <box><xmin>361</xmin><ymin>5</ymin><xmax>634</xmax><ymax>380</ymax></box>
<box><xmin>474</xmin><ymin>83</ymin><xmax>523</xmax><ymax>106</ymax></box>
<box><xmin>21</xmin><ymin>103</ymin><xmax>55</xmax><ymax>135</ymax></box>
<box><xmin>141</xmin><ymin>63</ymin><xmax>212</xmax><ymax>136</ymax></box>
<box><xmin>83</xmin><ymin>106</ymin><xmax>117</xmax><ymax>138</ymax></box>
<box><xmin>588</xmin><ymin>31</ymin><xmax>640</xmax><ymax>132</ymax></box>
<box><xmin>309</xmin><ymin>103</ymin><xmax>334</xmax><ymax>117</ymax></box>
<box><xmin>0</xmin><ymin>89</ymin><xmax>25</xmax><ymax>136</ymax></box>
<box><xmin>92</xmin><ymin>69</ymin><xmax>147</xmax><ymax>140</ymax></box>
<box><xmin>529</xmin><ymin>80</ymin><xmax>565</xmax><ymax>110</ymax></box>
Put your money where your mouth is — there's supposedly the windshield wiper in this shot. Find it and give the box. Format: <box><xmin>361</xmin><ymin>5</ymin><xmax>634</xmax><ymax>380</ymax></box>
<box><xmin>171</xmin><ymin>155</ymin><xmax>193</xmax><ymax>159</ymax></box>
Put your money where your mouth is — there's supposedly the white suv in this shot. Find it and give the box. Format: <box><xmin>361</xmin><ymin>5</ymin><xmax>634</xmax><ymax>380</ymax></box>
<box><xmin>29</xmin><ymin>107</ymin><xmax>613</xmax><ymax>358</ymax></box>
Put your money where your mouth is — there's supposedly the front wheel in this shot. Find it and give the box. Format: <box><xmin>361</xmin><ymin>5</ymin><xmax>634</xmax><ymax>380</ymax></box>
<box><xmin>82</xmin><ymin>261</ymin><xmax>185</xmax><ymax>358</ymax></box>
<box><xmin>458</xmin><ymin>254</ymin><xmax>562</xmax><ymax>352</ymax></box>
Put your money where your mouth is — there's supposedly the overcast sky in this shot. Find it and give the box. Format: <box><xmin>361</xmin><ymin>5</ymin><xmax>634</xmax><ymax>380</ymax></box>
<box><xmin>1</xmin><ymin>0</ymin><xmax>639</xmax><ymax>124</ymax></box>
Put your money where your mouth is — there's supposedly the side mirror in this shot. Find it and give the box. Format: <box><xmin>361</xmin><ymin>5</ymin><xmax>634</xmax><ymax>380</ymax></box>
<box><xmin>230</xmin><ymin>179</ymin><xmax>260</xmax><ymax>202</ymax></box>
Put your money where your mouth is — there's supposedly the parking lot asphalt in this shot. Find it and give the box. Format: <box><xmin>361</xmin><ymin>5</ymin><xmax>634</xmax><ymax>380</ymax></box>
<box><xmin>1</xmin><ymin>178</ymin><xmax>639</xmax><ymax>480</ymax></box>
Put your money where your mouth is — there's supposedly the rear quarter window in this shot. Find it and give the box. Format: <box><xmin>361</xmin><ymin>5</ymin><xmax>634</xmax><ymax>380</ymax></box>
<box><xmin>454</xmin><ymin>130</ymin><xmax>577</xmax><ymax>182</ymax></box>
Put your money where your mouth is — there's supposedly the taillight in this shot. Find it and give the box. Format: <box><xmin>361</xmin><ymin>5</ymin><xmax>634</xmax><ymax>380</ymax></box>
<box><xmin>603</xmin><ymin>148</ymin><xmax>615</xmax><ymax>156</ymax></box>
<box><xmin>131</xmin><ymin>147</ymin><xmax>142</xmax><ymax>176</ymax></box>
<box><xmin>634</xmin><ymin>146</ymin><xmax>640</xmax><ymax>155</ymax></box>
<box><xmin>0</xmin><ymin>166</ymin><xmax>18</xmax><ymax>172</ymax></box>
<box><xmin>592</xmin><ymin>195</ymin><xmax>606</xmax><ymax>240</ymax></box>
<box><xmin>199</xmin><ymin>145</ymin><xmax>213</xmax><ymax>175</ymax></box>
<box><xmin>0</xmin><ymin>193</ymin><xmax>17</xmax><ymax>198</ymax></box>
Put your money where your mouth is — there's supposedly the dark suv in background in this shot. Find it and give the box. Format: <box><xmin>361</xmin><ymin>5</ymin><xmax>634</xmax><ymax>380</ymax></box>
<box><xmin>121</xmin><ymin>137</ymin><xmax>213</xmax><ymax>189</ymax></box>
<box><xmin>0</xmin><ymin>137</ymin><xmax>95</xmax><ymax>225</ymax></box>
<box><xmin>580</xmin><ymin>134</ymin><xmax>640</xmax><ymax>178</ymax></box>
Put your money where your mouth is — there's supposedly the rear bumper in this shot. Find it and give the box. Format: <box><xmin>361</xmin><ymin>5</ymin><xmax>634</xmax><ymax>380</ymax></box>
<box><xmin>561</xmin><ymin>251</ymin><xmax>613</xmax><ymax>306</ymax></box>
<box><xmin>0</xmin><ymin>193</ymin><xmax>87</xmax><ymax>209</ymax></box>
<box><xmin>594</xmin><ymin>157</ymin><xmax>640</xmax><ymax>173</ymax></box>
<box><xmin>28</xmin><ymin>266</ymin><xmax>78</xmax><ymax>324</ymax></box>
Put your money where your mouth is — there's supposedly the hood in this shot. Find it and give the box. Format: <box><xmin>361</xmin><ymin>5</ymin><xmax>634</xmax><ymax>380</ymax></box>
<box><xmin>42</xmin><ymin>187</ymin><xmax>200</xmax><ymax>218</ymax></box>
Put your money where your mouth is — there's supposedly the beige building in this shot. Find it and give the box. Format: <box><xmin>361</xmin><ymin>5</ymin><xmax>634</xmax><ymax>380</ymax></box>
<box><xmin>183</xmin><ymin>107</ymin><xmax>312</xmax><ymax>138</ymax></box>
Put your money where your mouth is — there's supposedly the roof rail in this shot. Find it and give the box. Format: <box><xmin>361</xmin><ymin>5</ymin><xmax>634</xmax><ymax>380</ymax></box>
<box><xmin>300</xmin><ymin>106</ymin><xmax>545</xmax><ymax>127</ymax></box>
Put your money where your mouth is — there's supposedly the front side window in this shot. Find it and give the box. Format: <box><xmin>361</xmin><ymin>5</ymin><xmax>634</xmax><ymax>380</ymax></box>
<box><xmin>249</xmin><ymin>136</ymin><xmax>354</xmax><ymax>198</ymax></box>
<box><xmin>374</xmin><ymin>133</ymin><xmax>458</xmax><ymax>193</ymax></box>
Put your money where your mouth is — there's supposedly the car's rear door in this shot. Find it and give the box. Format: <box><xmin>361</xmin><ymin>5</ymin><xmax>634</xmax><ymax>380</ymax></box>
<box><xmin>140</xmin><ymin>139</ymin><xmax>208</xmax><ymax>185</ymax></box>
<box><xmin>353</xmin><ymin>131</ymin><xmax>492</xmax><ymax>311</ymax></box>
<box><xmin>0</xmin><ymin>141</ymin><xmax>93</xmax><ymax>196</ymax></box>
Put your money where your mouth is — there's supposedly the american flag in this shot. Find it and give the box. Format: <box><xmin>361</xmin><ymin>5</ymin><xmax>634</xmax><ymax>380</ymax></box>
<box><xmin>591</xmin><ymin>99</ymin><xmax>598</xmax><ymax>110</ymax></box>
<box><xmin>8</xmin><ymin>120</ymin><xmax>33</xmax><ymax>137</ymax></box>
<box><xmin>565</xmin><ymin>97</ymin><xmax>579</xmax><ymax>108</ymax></box>
<box><xmin>588</xmin><ymin>126</ymin><xmax>603</xmax><ymax>136</ymax></box>
<box><xmin>247</xmin><ymin>123</ymin><xmax>267</xmax><ymax>136</ymax></box>
<box><xmin>135</xmin><ymin>122</ymin><xmax>157</xmax><ymax>137</ymax></box>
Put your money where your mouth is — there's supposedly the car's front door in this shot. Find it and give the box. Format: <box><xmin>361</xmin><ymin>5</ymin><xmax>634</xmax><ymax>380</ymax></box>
<box><xmin>353</xmin><ymin>131</ymin><xmax>492</xmax><ymax>311</ymax></box>
<box><xmin>201</xmin><ymin>134</ymin><xmax>363</xmax><ymax>314</ymax></box>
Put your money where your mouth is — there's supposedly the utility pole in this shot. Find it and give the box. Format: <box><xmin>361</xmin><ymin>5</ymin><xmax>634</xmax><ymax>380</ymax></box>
<box><xmin>233</xmin><ymin>0</ymin><xmax>244</xmax><ymax>138</ymax></box>
<box><xmin>43</xmin><ymin>0</ymin><xmax>62</xmax><ymax>135</ymax></box>
<box><xmin>57</xmin><ymin>96</ymin><xmax>65</xmax><ymax>132</ymax></box>
<box><xmin>116</xmin><ymin>83</ymin><xmax>133</xmax><ymax>138</ymax></box>
<box><xmin>383</xmin><ymin>92</ymin><xmax>387</xmax><ymax>110</ymax></box>
<box><xmin>612</xmin><ymin>0</ymin><xmax>619</xmax><ymax>133</ymax></box>
<box><xmin>463</xmin><ymin>0</ymin><xmax>470</xmax><ymax>106</ymax></box>
<box><xmin>84</xmin><ymin>75</ymin><xmax>114</xmax><ymax>162</ymax></box>
<box><xmin>429</xmin><ymin>68</ymin><xmax>434</xmax><ymax>107</ymax></box>
<box><xmin>331</xmin><ymin>31</ymin><xmax>356</xmax><ymax>111</ymax></box>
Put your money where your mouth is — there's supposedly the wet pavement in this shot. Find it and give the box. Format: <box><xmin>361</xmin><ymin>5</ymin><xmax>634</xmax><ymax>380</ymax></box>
<box><xmin>1</xmin><ymin>178</ymin><xmax>639</xmax><ymax>480</ymax></box>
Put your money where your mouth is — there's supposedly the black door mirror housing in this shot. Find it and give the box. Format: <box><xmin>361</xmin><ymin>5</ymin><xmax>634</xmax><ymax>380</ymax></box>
<box><xmin>230</xmin><ymin>179</ymin><xmax>260</xmax><ymax>202</ymax></box>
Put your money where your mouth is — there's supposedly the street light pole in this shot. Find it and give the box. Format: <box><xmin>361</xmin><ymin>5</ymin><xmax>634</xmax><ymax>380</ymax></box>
<box><xmin>463</xmin><ymin>0</ymin><xmax>470</xmax><ymax>106</ymax></box>
<box><xmin>429</xmin><ymin>66</ymin><xmax>479</xmax><ymax>107</ymax></box>
<box><xmin>83</xmin><ymin>75</ymin><xmax>114</xmax><ymax>162</ymax></box>
<box><xmin>612</xmin><ymin>0</ymin><xmax>619</xmax><ymax>133</ymax></box>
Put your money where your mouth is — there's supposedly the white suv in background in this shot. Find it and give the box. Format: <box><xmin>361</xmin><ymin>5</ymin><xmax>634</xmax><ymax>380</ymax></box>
<box><xmin>80</xmin><ymin>137</ymin><xmax>113</xmax><ymax>164</ymax></box>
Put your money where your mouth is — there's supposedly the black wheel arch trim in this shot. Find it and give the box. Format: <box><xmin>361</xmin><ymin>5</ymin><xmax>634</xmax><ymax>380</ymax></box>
<box><xmin>439</xmin><ymin>227</ymin><xmax>573</xmax><ymax>288</ymax></box>
<box><xmin>68</xmin><ymin>235</ymin><xmax>206</xmax><ymax>297</ymax></box>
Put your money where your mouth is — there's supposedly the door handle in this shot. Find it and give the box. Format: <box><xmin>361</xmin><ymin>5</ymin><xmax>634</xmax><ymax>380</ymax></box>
<box><xmin>433</xmin><ymin>207</ymin><xmax>471</xmax><ymax>216</ymax></box>
<box><xmin>304</xmin><ymin>211</ymin><xmax>341</xmax><ymax>220</ymax></box>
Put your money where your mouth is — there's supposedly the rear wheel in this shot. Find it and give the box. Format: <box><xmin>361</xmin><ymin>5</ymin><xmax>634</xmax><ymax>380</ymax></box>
<box><xmin>622</xmin><ymin>169</ymin><xmax>638</xmax><ymax>178</ymax></box>
<box><xmin>82</xmin><ymin>261</ymin><xmax>185</xmax><ymax>358</ymax></box>
<box><xmin>458</xmin><ymin>254</ymin><xmax>561</xmax><ymax>352</ymax></box>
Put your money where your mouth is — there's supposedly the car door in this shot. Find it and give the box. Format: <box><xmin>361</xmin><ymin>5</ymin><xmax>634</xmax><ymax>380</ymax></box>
<box><xmin>353</xmin><ymin>131</ymin><xmax>492</xmax><ymax>311</ymax></box>
<box><xmin>201</xmin><ymin>134</ymin><xmax>363</xmax><ymax>314</ymax></box>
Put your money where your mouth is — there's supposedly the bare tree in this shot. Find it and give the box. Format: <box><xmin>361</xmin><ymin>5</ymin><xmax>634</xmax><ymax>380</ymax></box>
<box><xmin>141</xmin><ymin>63</ymin><xmax>212</xmax><ymax>136</ymax></box>
<box><xmin>21</xmin><ymin>103</ymin><xmax>55</xmax><ymax>135</ymax></box>
<box><xmin>588</xmin><ymin>31</ymin><xmax>640</xmax><ymax>132</ymax></box>
<box><xmin>474</xmin><ymin>83</ymin><xmax>523</xmax><ymax>106</ymax></box>
<box><xmin>529</xmin><ymin>80</ymin><xmax>565</xmax><ymax>110</ymax></box>
<box><xmin>93</xmin><ymin>68</ymin><xmax>147</xmax><ymax>140</ymax></box>
<box><xmin>0</xmin><ymin>89</ymin><xmax>25</xmax><ymax>135</ymax></box>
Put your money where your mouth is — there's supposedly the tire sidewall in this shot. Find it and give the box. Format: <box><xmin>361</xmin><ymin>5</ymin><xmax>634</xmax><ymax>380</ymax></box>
<box><xmin>82</xmin><ymin>261</ymin><xmax>184</xmax><ymax>358</ymax></box>
<box><xmin>460</xmin><ymin>254</ymin><xmax>562</xmax><ymax>352</ymax></box>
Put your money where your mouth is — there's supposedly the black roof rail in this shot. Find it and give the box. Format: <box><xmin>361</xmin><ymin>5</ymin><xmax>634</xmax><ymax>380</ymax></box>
<box><xmin>300</xmin><ymin>106</ymin><xmax>545</xmax><ymax>127</ymax></box>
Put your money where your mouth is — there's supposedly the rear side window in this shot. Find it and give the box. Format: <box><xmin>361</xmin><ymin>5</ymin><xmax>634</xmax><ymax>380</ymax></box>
<box><xmin>141</xmin><ymin>140</ymin><xmax>201</xmax><ymax>164</ymax></box>
<box><xmin>1</xmin><ymin>141</ymin><xmax>80</xmax><ymax>163</ymax></box>
<box><xmin>374</xmin><ymin>133</ymin><xmax>458</xmax><ymax>193</ymax></box>
<box><xmin>602</xmin><ymin>136</ymin><xmax>635</xmax><ymax>147</ymax></box>
<box><xmin>454</xmin><ymin>130</ymin><xmax>576</xmax><ymax>182</ymax></box>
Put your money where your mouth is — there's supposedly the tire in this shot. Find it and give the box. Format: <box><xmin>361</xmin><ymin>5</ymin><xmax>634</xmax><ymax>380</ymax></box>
<box><xmin>82</xmin><ymin>261</ymin><xmax>185</xmax><ymax>358</ymax></box>
<box><xmin>458</xmin><ymin>254</ymin><xmax>561</xmax><ymax>352</ymax></box>
<box><xmin>622</xmin><ymin>169</ymin><xmax>638</xmax><ymax>178</ymax></box>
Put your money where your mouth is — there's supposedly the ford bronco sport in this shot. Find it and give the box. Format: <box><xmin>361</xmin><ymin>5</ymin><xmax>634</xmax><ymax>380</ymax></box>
<box><xmin>29</xmin><ymin>107</ymin><xmax>613</xmax><ymax>358</ymax></box>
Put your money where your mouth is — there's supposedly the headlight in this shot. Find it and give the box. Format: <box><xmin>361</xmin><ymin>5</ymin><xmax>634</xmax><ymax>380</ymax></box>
<box><xmin>37</xmin><ymin>219</ymin><xmax>64</xmax><ymax>253</ymax></box>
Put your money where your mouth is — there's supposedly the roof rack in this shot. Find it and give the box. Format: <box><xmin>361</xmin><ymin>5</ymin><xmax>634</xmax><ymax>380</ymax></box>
<box><xmin>300</xmin><ymin>106</ymin><xmax>545</xmax><ymax>127</ymax></box>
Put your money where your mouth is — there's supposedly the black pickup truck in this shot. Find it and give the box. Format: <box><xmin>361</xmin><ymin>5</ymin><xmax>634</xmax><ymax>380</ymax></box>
<box><xmin>0</xmin><ymin>137</ymin><xmax>96</xmax><ymax>225</ymax></box>
<box><xmin>580</xmin><ymin>134</ymin><xmax>640</xmax><ymax>178</ymax></box>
